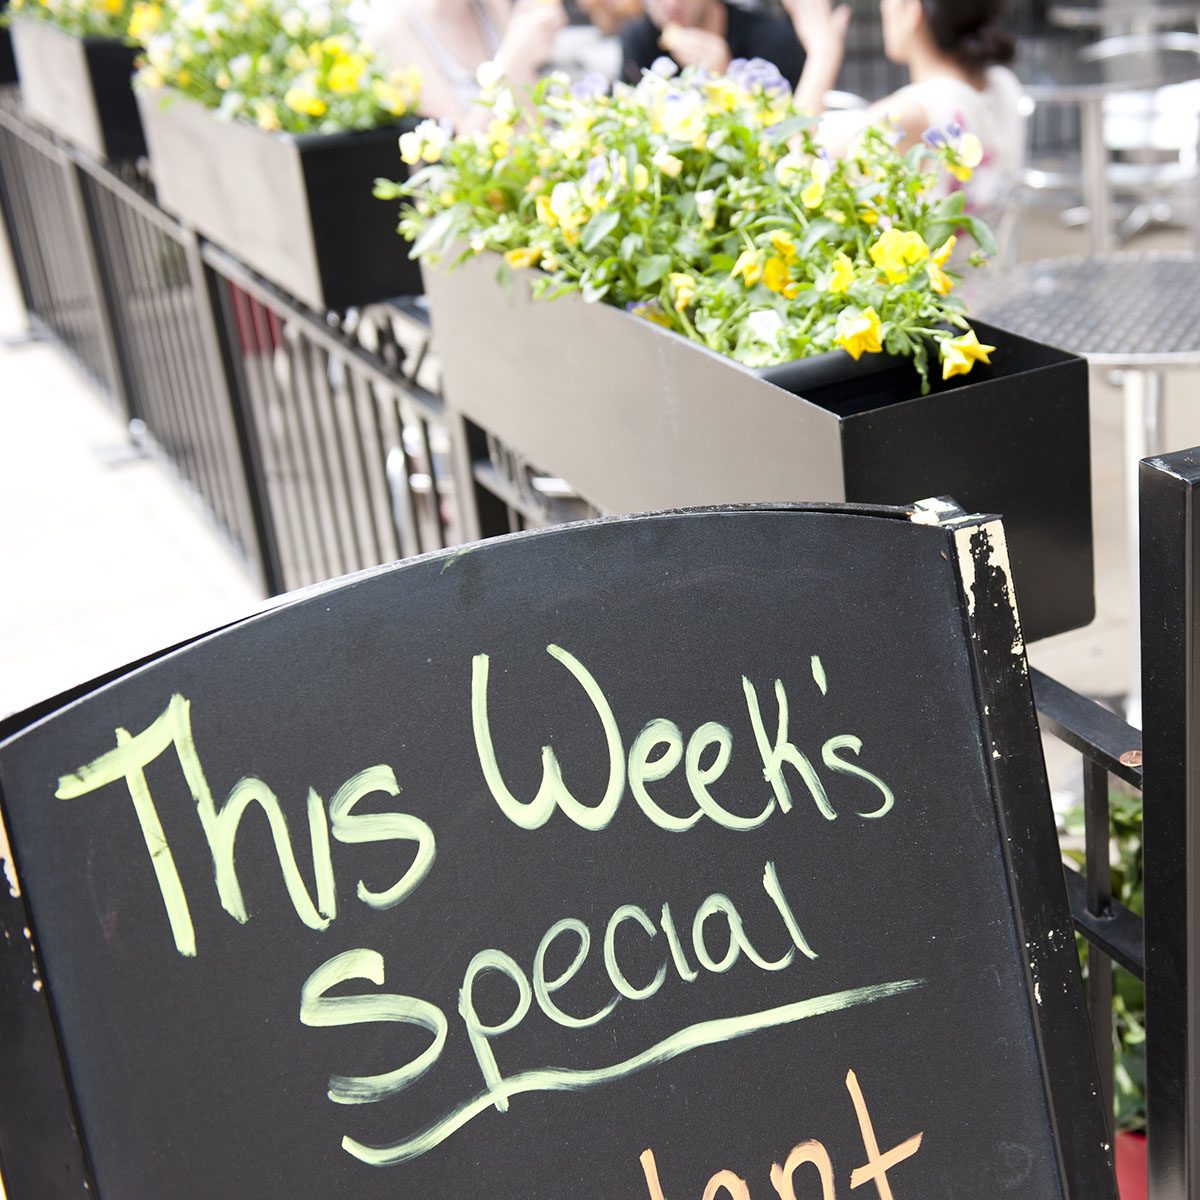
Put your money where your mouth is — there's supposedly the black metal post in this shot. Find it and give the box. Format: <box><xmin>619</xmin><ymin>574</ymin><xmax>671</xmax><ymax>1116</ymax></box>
<box><xmin>1140</xmin><ymin>447</ymin><xmax>1200</xmax><ymax>1200</ymax></box>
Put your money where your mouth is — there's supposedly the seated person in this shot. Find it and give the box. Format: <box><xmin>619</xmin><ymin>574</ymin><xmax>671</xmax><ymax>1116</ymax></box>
<box><xmin>786</xmin><ymin>0</ymin><xmax>1024</xmax><ymax>219</ymax></box>
<box><xmin>367</xmin><ymin>0</ymin><xmax>566</xmax><ymax>126</ymax></box>
<box><xmin>576</xmin><ymin>0</ymin><xmax>643</xmax><ymax>35</ymax></box>
<box><xmin>620</xmin><ymin>0</ymin><xmax>806</xmax><ymax>86</ymax></box>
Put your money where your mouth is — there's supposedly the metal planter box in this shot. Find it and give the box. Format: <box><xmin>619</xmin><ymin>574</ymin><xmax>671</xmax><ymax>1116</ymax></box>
<box><xmin>424</xmin><ymin>254</ymin><xmax>1094</xmax><ymax>642</ymax></box>
<box><xmin>0</xmin><ymin>2</ymin><xmax>15</xmax><ymax>87</ymax></box>
<box><xmin>10</xmin><ymin>19</ymin><xmax>142</xmax><ymax>160</ymax></box>
<box><xmin>137</xmin><ymin>89</ymin><xmax>420</xmax><ymax>311</ymax></box>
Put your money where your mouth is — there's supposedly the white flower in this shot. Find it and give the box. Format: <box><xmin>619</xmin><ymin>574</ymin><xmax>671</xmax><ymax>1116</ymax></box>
<box><xmin>491</xmin><ymin>87</ymin><xmax>517</xmax><ymax>124</ymax></box>
<box><xmin>475</xmin><ymin>60</ymin><xmax>504</xmax><ymax>93</ymax></box>
<box><xmin>650</xmin><ymin>55</ymin><xmax>678</xmax><ymax>77</ymax></box>
<box><xmin>229</xmin><ymin>53</ymin><xmax>252</xmax><ymax>81</ymax></box>
<box><xmin>695</xmin><ymin>189</ymin><xmax>716</xmax><ymax>227</ymax></box>
<box><xmin>651</xmin><ymin>146</ymin><xmax>684</xmax><ymax>177</ymax></box>
<box><xmin>281</xmin><ymin>8</ymin><xmax>305</xmax><ymax>37</ymax></box>
<box><xmin>549</xmin><ymin>181</ymin><xmax>583</xmax><ymax>224</ymax></box>
<box><xmin>774</xmin><ymin>151</ymin><xmax>805</xmax><ymax>186</ymax></box>
<box><xmin>746</xmin><ymin>310</ymin><xmax>784</xmax><ymax>345</ymax></box>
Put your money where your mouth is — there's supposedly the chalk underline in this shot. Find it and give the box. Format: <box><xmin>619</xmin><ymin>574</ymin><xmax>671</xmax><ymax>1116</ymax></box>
<box><xmin>345</xmin><ymin>976</ymin><xmax>926</xmax><ymax>1167</ymax></box>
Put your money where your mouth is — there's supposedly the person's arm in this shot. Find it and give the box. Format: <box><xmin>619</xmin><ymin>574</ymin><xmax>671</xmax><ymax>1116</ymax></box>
<box><xmin>494</xmin><ymin>0</ymin><xmax>567</xmax><ymax>88</ymax></box>
<box><xmin>782</xmin><ymin>0</ymin><xmax>851</xmax><ymax>114</ymax></box>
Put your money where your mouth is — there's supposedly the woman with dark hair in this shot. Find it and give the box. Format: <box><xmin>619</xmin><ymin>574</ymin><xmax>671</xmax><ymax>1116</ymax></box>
<box><xmin>785</xmin><ymin>0</ymin><xmax>1024</xmax><ymax>217</ymax></box>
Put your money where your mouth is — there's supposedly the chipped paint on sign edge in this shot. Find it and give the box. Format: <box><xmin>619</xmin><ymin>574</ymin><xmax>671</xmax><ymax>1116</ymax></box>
<box><xmin>0</xmin><ymin>806</ymin><xmax>19</xmax><ymax>898</ymax></box>
<box><xmin>951</xmin><ymin>520</ymin><xmax>1027</xmax><ymax>668</ymax></box>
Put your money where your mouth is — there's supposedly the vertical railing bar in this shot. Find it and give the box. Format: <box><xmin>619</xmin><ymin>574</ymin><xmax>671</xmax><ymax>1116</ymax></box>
<box><xmin>128</xmin><ymin>198</ymin><xmax>199</xmax><ymax>479</ymax></box>
<box><xmin>232</xmin><ymin>289</ymin><xmax>303</xmax><ymax>588</ymax></box>
<box><xmin>206</xmin><ymin>270</ymin><xmax>287</xmax><ymax>592</ymax></box>
<box><xmin>4</xmin><ymin>134</ymin><xmax>54</xmax><ymax>324</ymax></box>
<box><xmin>416</xmin><ymin>415</ymin><xmax>448</xmax><ymax>551</ymax></box>
<box><xmin>1140</xmin><ymin>447</ymin><xmax>1200</xmax><ymax>1200</ymax></box>
<box><xmin>329</xmin><ymin>354</ymin><xmax>376</xmax><ymax>571</ymax></box>
<box><xmin>304</xmin><ymin>338</ymin><xmax>365</xmax><ymax>571</ymax></box>
<box><xmin>1082</xmin><ymin>756</ymin><xmax>1116</xmax><ymax>1139</ymax></box>
<box><xmin>283</xmin><ymin>328</ymin><xmax>343</xmax><ymax>580</ymax></box>
<box><xmin>57</xmin><ymin>157</ymin><xmax>121</xmax><ymax>397</ymax></box>
<box><xmin>246</xmin><ymin>296</ymin><xmax>321</xmax><ymax>586</ymax></box>
<box><xmin>379</xmin><ymin>392</ymin><xmax>422</xmax><ymax>558</ymax></box>
<box><xmin>344</xmin><ymin>368</ymin><xmax>387</xmax><ymax>567</ymax></box>
<box><xmin>0</xmin><ymin>125</ymin><xmax>41</xmax><ymax>317</ymax></box>
<box><xmin>170</xmin><ymin>231</ymin><xmax>246</xmax><ymax>547</ymax></box>
<box><xmin>351</xmin><ymin>371</ymin><xmax>401</xmax><ymax>566</ymax></box>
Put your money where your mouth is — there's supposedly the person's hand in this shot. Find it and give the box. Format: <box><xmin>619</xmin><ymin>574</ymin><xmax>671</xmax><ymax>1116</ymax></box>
<box><xmin>783</xmin><ymin>0</ymin><xmax>852</xmax><ymax>59</ymax></box>
<box><xmin>659</xmin><ymin>24</ymin><xmax>731</xmax><ymax>74</ymax></box>
<box><xmin>577</xmin><ymin>0</ymin><xmax>640</xmax><ymax>36</ymax></box>
<box><xmin>495</xmin><ymin>0</ymin><xmax>567</xmax><ymax>84</ymax></box>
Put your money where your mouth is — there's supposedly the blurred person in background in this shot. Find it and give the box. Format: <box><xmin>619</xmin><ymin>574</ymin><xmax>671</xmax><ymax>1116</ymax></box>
<box><xmin>619</xmin><ymin>0</ymin><xmax>805</xmax><ymax>86</ymax></box>
<box><xmin>576</xmin><ymin>0</ymin><xmax>642</xmax><ymax>34</ymax></box>
<box><xmin>367</xmin><ymin>0</ymin><xmax>566</xmax><ymax>124</ymax></box>
<box><xmin>786</xmin><ymin>0</ymin><xmax>1024</xmax><ymax>217</ymax></box>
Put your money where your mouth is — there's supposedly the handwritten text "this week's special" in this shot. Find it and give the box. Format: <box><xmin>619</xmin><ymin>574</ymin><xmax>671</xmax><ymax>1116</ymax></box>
<box><xmin>54</xmin><ymin>644</ymin><xmax>923</xmax><ymax>1170</ymax></box>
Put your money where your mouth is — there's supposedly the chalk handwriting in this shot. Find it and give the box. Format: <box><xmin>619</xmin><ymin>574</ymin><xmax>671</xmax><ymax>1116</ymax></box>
<box><xmin>639</xmin><ymin>1067</ymin><xmax>923</xmax><ymax>1199</ymax></box>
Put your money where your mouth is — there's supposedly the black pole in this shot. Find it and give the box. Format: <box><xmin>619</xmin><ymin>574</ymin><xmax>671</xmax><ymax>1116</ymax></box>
<box><xmin>1140</xmin><ymin>447</ymin><xmax>1200</xmax><ymax>1200</ymax></box>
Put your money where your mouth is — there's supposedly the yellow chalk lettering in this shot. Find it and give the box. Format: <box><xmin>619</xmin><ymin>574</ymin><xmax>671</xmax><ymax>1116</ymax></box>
<box><xmin>742</xmin><ymin>677</ymin><xmax>836</xmax><ymax>820</ymax></box>
<box><xmin>604</xmin><ymin>904</ymin><xmax>667</xmax><ymax>1001</ymax></box>
<box><xmin>472</xmin><ymin>645</ymin><xmax>625</xmax><ymax>831</ymax></box>
<box><xmin>328</xmin><ymin>765</ymin><xmax>435</xmax><ymax>909</ymax></box>
<box><xmin>301</xmin><ymin>948</ymin><xmax>447</xmax><ymax>1105</ymax></box>
<box><xmin>533</xmin><ymin>917</ymin><xmax>618</xmax><ymax>1029</ymax></box>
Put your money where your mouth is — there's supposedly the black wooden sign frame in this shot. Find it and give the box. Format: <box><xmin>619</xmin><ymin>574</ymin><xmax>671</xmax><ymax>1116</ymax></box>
<box><xmin>0</xmin><ymin>503</ymin><xmax>1116</xmax><ymax>1200</ymax></box>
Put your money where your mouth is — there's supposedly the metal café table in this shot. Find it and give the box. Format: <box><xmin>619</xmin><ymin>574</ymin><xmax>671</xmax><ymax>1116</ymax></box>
<box><xmin>1016</xmin><ymin>40</ymin><xmax>1200</xmax><ymax>254</ymax></box>
<box><xmin>1050</xmin><ymin>2</ymin><xmax>1200</xmax><ymax>35</ymax></box>
<box><xmin>971</xmin><ymin>251</ymin><xmax>1200</xmax><ymax>719</ymax></box>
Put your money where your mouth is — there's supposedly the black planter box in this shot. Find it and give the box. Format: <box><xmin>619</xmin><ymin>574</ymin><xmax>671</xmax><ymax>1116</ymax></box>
<box><xmin>137</xmin><ymin>89</ymin><xmax>420</xmax><ymax>311</ymax></box>
<box><xmin>10</xmin><ymin>19</ymin><xmax>143</xmax><ymax>160</ymax></box>
<box><xmin>0</xmin><ymin>1</ymin><xmax>16</xmax><ymax>87</ymax></box>
<box><xmin>424</xmin><ymin>253</ymin><xmax>1094</xmax><ymax>642</ymax></box>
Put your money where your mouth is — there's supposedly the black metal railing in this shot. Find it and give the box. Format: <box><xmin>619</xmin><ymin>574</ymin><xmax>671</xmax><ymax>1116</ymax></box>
<box><xmin>0</xmin><ymin>81</ymin><xmax>1196</xmax><ymax>1198</ymax></box>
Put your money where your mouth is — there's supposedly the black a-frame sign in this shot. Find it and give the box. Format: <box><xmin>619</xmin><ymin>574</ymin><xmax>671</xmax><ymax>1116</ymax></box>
<box><xmin>0</xmin><ymin>504</ymin><xmax>1115</xmax><ymax>1200</ymax></box>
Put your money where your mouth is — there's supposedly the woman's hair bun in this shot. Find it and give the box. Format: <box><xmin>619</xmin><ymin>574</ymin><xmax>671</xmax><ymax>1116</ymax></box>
<box><xmin>957</xmin><ymin>23</ymin><xmax>1017</xmax><ymax>69</ymax></box>
<box><xmin>923</xmin><ymin>2</ymin><xmax>1016</xmax><ymax>70</ymax></box>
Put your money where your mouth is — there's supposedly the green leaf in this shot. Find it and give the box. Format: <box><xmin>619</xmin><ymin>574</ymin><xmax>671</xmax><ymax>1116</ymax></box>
<box><xmin>636</xmin><ymin>254</ymin><xmax>672</xmax><ymax>288</ymax></box>
<box><xmin>410</xmin><ymin>207</ymin><xmax>461</xmax><ymax>260</ymax></box>
<box><xmin>621</xmin><ymin>233</ymin><xmax>644</xmax><ymax>260</ymax></box>
<box><xmin>581</xmin><ymin>209</ymin><xmax>621</xmax><ymax>253</ymax></box>
<box><xmin>962</xmin><ymin>216</ymin><xmax>998</xmax><ymax>257</ymax></box>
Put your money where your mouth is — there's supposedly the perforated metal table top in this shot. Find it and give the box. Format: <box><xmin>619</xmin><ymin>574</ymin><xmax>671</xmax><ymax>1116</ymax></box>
<box><xmin>969</xmin><ymin>252</ymin><xmax>1200</xmax><ymax>366</ymax></box>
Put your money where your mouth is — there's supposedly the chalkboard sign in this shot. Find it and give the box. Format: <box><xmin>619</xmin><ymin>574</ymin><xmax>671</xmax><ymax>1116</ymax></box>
<box><xmin>0</xmin><ymin>504</ymin><xmax>1116</xmax><ymax>1200</ymax></box>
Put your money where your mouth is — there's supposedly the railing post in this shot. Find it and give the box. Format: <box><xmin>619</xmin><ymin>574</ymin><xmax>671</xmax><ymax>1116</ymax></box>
<box><xmin>184</xmin><ymin>233</ymin><xmax>286</xmax><ymax>595</ymax></box>
<box><xmin>1140</xmin><ymin>447</ymin><xmax>1200</xmax><ymax>1200</ymax></box>
<box><xmin>57</xmin><ymin>154</ymin><xmax>136</xmax><ymax>420</ymax></box>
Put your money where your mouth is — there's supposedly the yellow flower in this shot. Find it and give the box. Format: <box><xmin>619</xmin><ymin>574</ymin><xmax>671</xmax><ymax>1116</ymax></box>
<box><xmin>254</xmin><ymin>100</ymin><xmax>281</xmax><ymax>131</ymax></box>
<box><xmin>767</xmin><ymin>230</ymin><xmax>797</xmax><ymax>264</ymax></box>
<box><xmin>285</xmin><ymin>45</ymin><xmax>309</xmax><ymax>72</ymax></box>
<box><xmin>630</xmin><ymin>300</ymin><xmax>673</xmax><ymax>328</ymax></box>
<box><xmin>176</xmin><ymin>67</ymin><xmax>192</xmax><ymax>87</ymax></box>
<box><xmin>669</xmin><ymin>272</ymin><xmax>696</xmax><ymax>312</ymax></box>
<box><xmin>127</xmin><ymin>1</ymin><xmax>160</xmax><ymax>42</ymax></box>
<box><xmin>284</xmin><ymin>87</ymin><xmax>327</xmax><ymax>118</ymax></box>
<box><xmin>731</xmin><ymin>249</ymin><xmax>763</xmax><ymax>287</ymax></box>
<box><xmin>762</xmin><ymin>255</ymin><xmax>797</xmax><ymax>298</ymax></box>
<box><xmin>835</xmin><ymin>307</ymin><xmax>884</xmax><ymax>360</ymax></box>
<box><xmin>932</xmin><ymin>235</ymin><xmax>957</xmax><ymax>266</ymax></box>
<box><xmin>869</xmin><ymin>228</ymin><xmax>929</xmax><ymax>283</ymax></box>
<box><xmin>525</xmin><ymin>176</ymin><xmax>546</xmax><ymax>196</ymax></box>
<box><xmin>940</xmin><ymin>329</ymin><xmax>995</xmax><ymax>379</ymax></box>
<box><xmin>828</xmin><ymin>252</ymin><xmax>855</xmax><ymax>295</ymax></box>
<box><xmin>800</xmin><ymin>158</ymin><xmax>830</xmax><ymax>209</ymax></box>
<box><xmin>959</xmin><ymin>131</ymin><xmax>984</xmax><ymax>168</ymax></box>
<box><xmin>328</xmin><ymin>53</ymin><xmax>367</xmax><ymax>94</ymax></box>
<box><xmin>101</xmin><ymin>0</ymin><xmax>121</xmax><ymax>14</ymax></box>
<box><xmin>535</xmin><ymin>194</ymin><xmax>556</xmax><ymax>226</ymax></box>
<box><xmin>860</xmin><ymin>208</ymin><xmax>879</xmax><ymax>225</ymax></box>
<box><xmin>632</xmin><ymin>163</ymin><xmax>650</xmax><ymax>192</ymax></box>
<box><xmin>949</xmin><ymin>162</ymin><xmax>973</xmax><ymax>183</ymax></box>
<box><xmin>928</xmin><ymin>262</ymin><xmax>954</xmax><ymax>295</ymax></box>
<box><xmin>505</xmin><ymin>246</ymin><xmax>542</xmax><ymax>270</ymax></box>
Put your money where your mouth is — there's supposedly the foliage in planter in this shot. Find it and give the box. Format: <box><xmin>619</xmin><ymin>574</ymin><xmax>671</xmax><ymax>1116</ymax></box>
<box><xmin>1064</xmin><ymin>791</ymin><xmax>1146</xmax><ymax>1133</ymax></box>
<box><xmin>133</xmin><ymin>0</ymin><xmax>420</xmax><ymax>134</ymax></box>
<box><xmin>382</xmin><ymin>59</ymin><xmax>998</xmax><ymax>392</ymax></box>
<box><xmin>5</xmin><ymin>0</ymin><xmax>137</xmax><ymax>41</ymax></box>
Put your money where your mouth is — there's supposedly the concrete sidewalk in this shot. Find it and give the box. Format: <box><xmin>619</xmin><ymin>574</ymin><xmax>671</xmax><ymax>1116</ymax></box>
<box><xmin>0</xmin><ymin>239</ymin><xmax>261</xmax><ymax>720</ymax></box>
